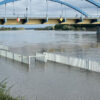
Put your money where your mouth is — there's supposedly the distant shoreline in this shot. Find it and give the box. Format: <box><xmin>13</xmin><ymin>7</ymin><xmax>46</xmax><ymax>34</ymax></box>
<box><xmin>0</xmin><ymin>24</ymin><xmax>98</xmax><ymax>31</ymax></box>
<box><xmin>0</xmin><ymin>27</ymin><xmax>25</xmax><ymax>31</ymax></box>
<box><xmin>35</xmin><ymin>24</ymin><xmax>98</xmax><ymax>31</ymax></box>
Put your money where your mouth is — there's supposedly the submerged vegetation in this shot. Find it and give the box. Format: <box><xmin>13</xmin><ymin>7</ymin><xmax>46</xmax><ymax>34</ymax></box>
<box><xmin>0</xmin><ymin>79</ymin><xmax>23</xmax><ymax>100</ymax></box>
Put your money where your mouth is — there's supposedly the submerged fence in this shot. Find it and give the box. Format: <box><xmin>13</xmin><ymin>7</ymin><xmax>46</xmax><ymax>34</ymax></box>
<box><xmin>36</xmin><ymin>52</ymin><xmax>100</xmax><ymax>73</ymax></box>
<box><xmin>0</xmin><ymin>50</ymin><xmax>29</xmax><ymax>65</ymax></box>
<box><xmin>0</xmin><ymin>45</ymin><xmax>46</xmax><ymax>65</ymax></box>
<box><xmin>0</xmin><ymin>44</ymin><xmax>100</xmax><ymax>73</ymax></box>
<box><xmin>35</xmin><ymin>53</ymin><xmax>47</xmax><ymax>62</ymax></box>
<box><xmin>0</xmin><ymin>44</ymin><xmax>9</xmax><ymax>50</ymax></box>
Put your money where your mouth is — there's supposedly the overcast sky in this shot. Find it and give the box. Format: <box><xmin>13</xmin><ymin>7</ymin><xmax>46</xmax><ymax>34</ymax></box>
<box><xmin>0</xmin><ymin>0</ymin><xmax>100</xmax><ymax>17</ymax></box>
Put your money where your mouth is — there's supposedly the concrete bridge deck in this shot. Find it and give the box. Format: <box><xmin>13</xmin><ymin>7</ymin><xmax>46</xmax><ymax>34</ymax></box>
<box><xmin>0</xmin><ymin>17</ymin><xmax>100</xmax><ymax>25</ymax></box>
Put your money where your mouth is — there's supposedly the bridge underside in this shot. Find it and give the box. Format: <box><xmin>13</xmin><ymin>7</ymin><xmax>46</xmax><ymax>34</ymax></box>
<box><xmin>0</xmin><ymin>18</ymin><xmax>100</xmax><ymax>25</ymax></box>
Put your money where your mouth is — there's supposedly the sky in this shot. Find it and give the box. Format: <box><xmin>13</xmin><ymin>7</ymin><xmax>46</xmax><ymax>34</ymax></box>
<box><xmin>0</xmin><ymin>0</ymin><xmax>100</xmax><ymax>18</ymax></box>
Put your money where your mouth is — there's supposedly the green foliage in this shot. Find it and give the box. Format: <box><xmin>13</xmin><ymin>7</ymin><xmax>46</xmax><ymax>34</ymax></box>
<box><xmin>62</xmin><ymin>25</ymin><xmax>75</xmax><ymax>30</ymax></box>
<box><xmin>54</xmin><ymin>24</ymin><xmax>63</xmax><ymax>30</ymax></box>
<box><xmin>54</xmin><ymin>24</ymin><xmax>97</xmax><ymax>31</ymax></box>
<box><xmin>54</xmin><ymin>24</ymin><xmax>75</xmax><ymax>30</ymax></box>
<box><xmin>81</xmin><ymin>27</ymin><xmax>86</xmax><ymax>31</ymax></box>
<box><xmin>0</xmin><ymin>79</ymin><xmax>23</xmax><ymax>100</ymax></box>
<box><xmin>35</xmin><ymin>26</ymin><xmax>54</xmax><ymax>30</ymax></box>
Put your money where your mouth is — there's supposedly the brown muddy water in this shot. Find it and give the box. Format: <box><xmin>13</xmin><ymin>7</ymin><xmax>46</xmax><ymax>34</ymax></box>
<box><xmin>0</xmin><ymin>30</ymin><xmax>100</xmax><ymax>100</ymax></box>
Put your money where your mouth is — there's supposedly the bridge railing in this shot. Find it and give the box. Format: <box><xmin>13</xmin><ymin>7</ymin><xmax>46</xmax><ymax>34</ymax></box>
<box><xmin>0</xmin><ymin>14</ymin><xmax>99</xmax><ymax>19</ymax></box>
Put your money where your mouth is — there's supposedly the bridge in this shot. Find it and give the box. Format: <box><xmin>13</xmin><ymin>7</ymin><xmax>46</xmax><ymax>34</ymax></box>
<box><xmin>0</xmin><ymin>0</ymin><xmax>100</xmax><ymax>25</ymax></box>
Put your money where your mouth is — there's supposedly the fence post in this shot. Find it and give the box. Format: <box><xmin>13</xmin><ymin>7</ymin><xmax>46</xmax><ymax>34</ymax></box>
<box><xmin>6</xmin><ymin>50</ymin><xmax>7</xmax><ymax>58</ymax></box>
<box><xmin>0</xmin><ymin>50</ymin><xmax>1</xmax><ymax>56</ymax></box>
<box><xmin>21</xmin><ymin>56</ymin><xmax>23</xmax><ymax>63</ymax></box>
<box><xmin>13</xmin><ymin>53</ymin><xmax>14</xmax><ymax>61</ymax></box>
<box><xmin>28</xmin><ymin>56</ymin><xmax>30</xmax><ymax>66</ymax></box>
<box><xmin>86</xmin><ymin>59</ymin><xmax>89</xmax><ymax>70</ymax></box>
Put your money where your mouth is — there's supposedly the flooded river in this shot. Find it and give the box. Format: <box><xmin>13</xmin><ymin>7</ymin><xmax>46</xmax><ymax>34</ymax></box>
<box><xmin>0</xmin><ymin>30</ymin><xmax>100</xmax><ymax>100</ymax></box>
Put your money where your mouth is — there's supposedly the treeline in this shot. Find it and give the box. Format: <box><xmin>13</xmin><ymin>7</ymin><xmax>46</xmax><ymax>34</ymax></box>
<box><xmin>0</xmin><ymin>27</ymin><xmax>24</xmax><ymax>31</ymax></box>
<box><xmin>54</xmin><ymin>24</ymin><xmax>98</xmax><ymax>31</ymax></box>
<box><xmin>36</xmin><ymin>24</ymin><xmax>98</xmax><ymax>31</ymax></box>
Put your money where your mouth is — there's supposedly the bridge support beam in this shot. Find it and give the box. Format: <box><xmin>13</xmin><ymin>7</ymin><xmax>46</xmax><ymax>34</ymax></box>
<box><xmin>0</xmin><ymin>18</ymin><xmax>7</xmax><ymax>25</ymax></box>
<box><xmin>1</xmin><ymin>17</ymin><xmax>100</xmax><ymax>25</ymax></box>
<box><xmin>58</xmin><ymin>18</ymin><xmax>66</xmax><ymax>23</ymax></box>
<box><xmin>91</xmin><ymin>19</ymin><xmax>98</xmax><ymax>23</ymax></box>
<box><xmin>75</xmin><ymin>18</ymin><xmax>83</xmax><ymax>23</ymax></box>
<box><xmin>41</xmin><ymin>18</ymin><xmax>48</xmax><ymax>24</ymax></box>
<box><xmin>21</xmin><ymin>18</ymin><xmax>28</xmax><ymax>24</ymax></box>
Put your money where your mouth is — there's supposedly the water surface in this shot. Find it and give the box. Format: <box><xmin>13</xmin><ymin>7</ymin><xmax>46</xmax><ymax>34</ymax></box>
<box><xmin>0</xmin><ymin>30</ymin><xmax>100</xmax><ymax>100</ymax></box>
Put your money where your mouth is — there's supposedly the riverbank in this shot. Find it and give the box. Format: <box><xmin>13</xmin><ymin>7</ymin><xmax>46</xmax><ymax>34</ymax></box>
<box><xmin>0</xmin><ymin>80</ymin><xmax>22</xmax><ymax>100</ymax></box>
<box><xmin>35</xmin><ymin>24</ymin><xmax>98</xmax><ymax>31</ymax></box>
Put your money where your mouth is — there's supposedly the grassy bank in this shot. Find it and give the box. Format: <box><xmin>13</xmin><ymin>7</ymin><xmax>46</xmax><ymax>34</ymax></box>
<box><xmin>0</xmin><ymin>80</ymin><xmax>22</xmax><ymax>100</ymax></box>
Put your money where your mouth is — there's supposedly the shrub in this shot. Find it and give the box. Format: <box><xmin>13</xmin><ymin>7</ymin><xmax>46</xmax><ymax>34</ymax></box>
<box><xmin>0</xmin><ymin>79</ymin><xmax>23</xmax><ymax>100</ymax></box>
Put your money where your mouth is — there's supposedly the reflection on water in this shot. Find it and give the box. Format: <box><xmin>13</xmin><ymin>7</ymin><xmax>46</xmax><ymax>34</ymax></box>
<box><xmin>0</xmin><ymin>30</ymin><xmax>100</xmax><ymax>100</ymax></box>
<box><xmin>1</xmin><ymin>58</ymin><xmax>100</xmax><ymax>100</ymax></box>
<box><xmin>0</xmin><ymin>30</ymin><xmax>99</xmax><ymax>62</ymax></box>
<box><xmin>0</xmin><ymin>30</ymin><xmax>97</xmax><ymax>46</ymax></box>
<box><xmin>97</xmin><ymin>33</ymin><xmax>100</xmax><ymax>42</ymax></box>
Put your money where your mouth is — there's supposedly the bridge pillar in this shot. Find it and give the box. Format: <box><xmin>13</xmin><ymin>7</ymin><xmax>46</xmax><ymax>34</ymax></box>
<box><xmin>97</xmin><ymin>25</ymin><xmax>100</xmax><ymax>42</ymax></box>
